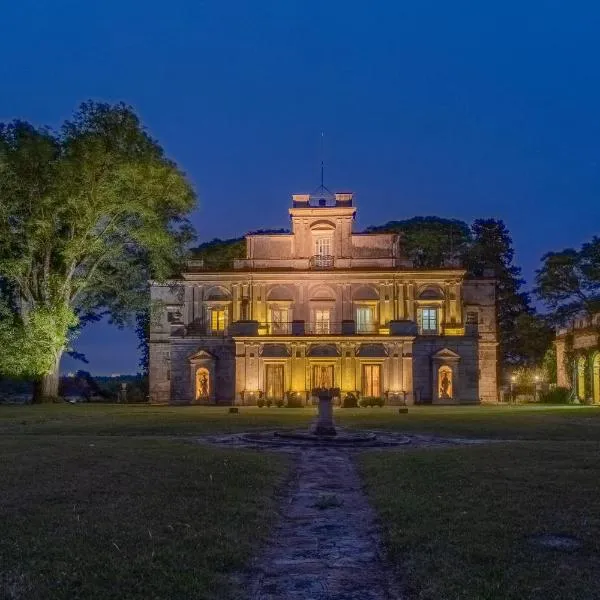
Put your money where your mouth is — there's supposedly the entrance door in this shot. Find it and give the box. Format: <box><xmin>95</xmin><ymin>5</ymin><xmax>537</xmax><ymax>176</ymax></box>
<box><xmin>362</xmin><ymin>364</ymin><xmax>381</xmax><ymax>397</ymax></box>
<box><xmin>265</xmin><ymin>364</ymin><xmax>285</xmax><ymax>400</ymax></box>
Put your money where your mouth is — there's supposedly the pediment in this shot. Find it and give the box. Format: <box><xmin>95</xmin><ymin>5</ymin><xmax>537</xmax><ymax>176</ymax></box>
<box><xmin>432</xmin><ymin>348</ymin><xmax>461</xmax><ymax>360</ymax></box>
<box><xmin>189</xmin><ymin>349</ymin><xmax>216</xmax><ymax>362</ymax></box>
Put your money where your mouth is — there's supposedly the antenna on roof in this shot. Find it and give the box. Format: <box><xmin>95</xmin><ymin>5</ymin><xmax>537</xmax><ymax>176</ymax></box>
<box><xmin>312</xmin><ymin>131</ymin><xmax>334</xmax><ymax>204</ymax></box>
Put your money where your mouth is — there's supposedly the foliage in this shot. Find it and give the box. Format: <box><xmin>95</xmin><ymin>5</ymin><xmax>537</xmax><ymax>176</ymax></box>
<box><xmin>256</xmin><ymin>397</ymin><xmax>265</xmax><ymax>408</ymax></box>
<box><xmin>542</xmin><ymin>346</ymin><xmax>557</xmax><ymax>384</ymax></box>
<box><xmin>358</xmin><ymin>396</ymin><xmax>384</xmax><ymax>408</ymax></box>
<box><xmin>365</xmin><ymin>216</ymin><xmax>471</xmax><ymax>268</ymax></box>
<box><xmin>0</xmin><ymin>102</ymin><xmax>196</xmax><ymax>393</ymax></box>
<box><xmin>0</xmin><ymin>300</ymin><xmax>77</xmax><ymax>378</ymax></box>
<box><xmin>285</xmin><ymin>390</ymin><xmax>303</xmax><ymax>408</ymax></box>
<box><xmin>191</xmin><ymin>230</ymin><xmax>289</xmax><ymax>270</ymax></box>
<box><xmin>135</xmin><ymin>310</ymin><xmax>150</xmax><ymax>376</ymax></box>
<box><xmin>191</xmin><ymin>237</ymin><xmax>245</xmax><ymax>270</ymax></box>
<box><xmin>538</xmin><ymin>386</ymin><xmax>571</xmax><ymax>404</ymax></box>
<box><xmin>466</xmin><ymin>219</ymin><xmax>547</xmax><ymax>368</ymax></box>
<box><xmin>342</xmin><ymin>392</ymin><xmax>358</xmax><ymax>408</ymax></box>
<box><xmin>535</xmin><ymin>236</ymin><xmax>600</xmax><ymax>324</ymax></box>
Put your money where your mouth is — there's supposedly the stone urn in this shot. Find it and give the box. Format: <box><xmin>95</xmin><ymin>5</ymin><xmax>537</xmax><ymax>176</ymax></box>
<box><xmin>311</xmin><ymin>387</ymin><xmax>337</xmax><ymax>436</ymax></box>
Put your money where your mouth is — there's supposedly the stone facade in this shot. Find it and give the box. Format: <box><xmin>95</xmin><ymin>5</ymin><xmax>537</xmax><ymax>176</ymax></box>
<box><xmin>149</xmin><ymin>191</ymin><xmax>499</xmax><ymax>405</ymax></box>
<box><xmin>555</xmin><ymin>314</ymin><xmax>600</xmax><ymax>403</ymax></box>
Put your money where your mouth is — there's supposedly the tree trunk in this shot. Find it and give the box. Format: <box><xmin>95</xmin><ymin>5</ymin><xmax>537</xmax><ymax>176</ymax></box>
<box><xmin>32</xmin><ymin>352</ymin><xmax>62</xmax><ymax>403</ymax></box>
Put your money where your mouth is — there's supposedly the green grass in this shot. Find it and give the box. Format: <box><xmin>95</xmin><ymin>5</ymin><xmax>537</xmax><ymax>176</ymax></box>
<box><xmin>3</xmin><ymin>403</ymin><xmax>600</xmax><ymax>599</ymax></box>
<box><xmin>359</xmin><ymin>443</ymin><xmax>600</xmax><ymax>600</ymax></box>
<box><xmin>2</xmin><ymin>403</ymin><xmax>600</xmax><ymax>440</ymax></box>
<box><xmin>0</xmin><ymin>435</ymin><xmax>288</xmax><ymax>600</ymax></box>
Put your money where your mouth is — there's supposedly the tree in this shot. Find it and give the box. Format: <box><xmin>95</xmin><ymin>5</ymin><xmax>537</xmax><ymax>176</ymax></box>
<box><xmin>365</xmin><ymin>217</ymin><xmax>471</xmax><ymax>268</ymax></box>
<box><xmin>466</xmin><ymin>219</ymin><xmax>549</xmax><ymax>368</ymax></box>
<box><xmin>0</xmin><ymin>102</ymin><xmax>196</xmax><ymax>400</ymax></box>
<box><xmin>535</xmin><ymin>237</ymin><xmax>600</xmax><ymax>324</ymax></box>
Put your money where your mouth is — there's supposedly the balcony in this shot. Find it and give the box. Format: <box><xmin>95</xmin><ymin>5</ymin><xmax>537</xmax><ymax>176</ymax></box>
<box><xmin>310</xmin><ymin>254</ymin><xmax>335</xmax><ymax>269</ymax></box>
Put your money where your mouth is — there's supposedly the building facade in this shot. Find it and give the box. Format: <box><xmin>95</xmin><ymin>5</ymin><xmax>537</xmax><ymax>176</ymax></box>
<box><xmin>555</xmin><ymin>315</ymin><xmax>600</xmax><ymax>403</ymax></box>
<box><xmin>149</xmin><ymin>192</ymin><xmax>499</xmax><ymax>405</ymax></box>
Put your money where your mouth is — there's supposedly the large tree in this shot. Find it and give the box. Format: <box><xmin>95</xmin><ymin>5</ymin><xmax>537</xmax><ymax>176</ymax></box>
<box><xmin>535</xmin><ymin>237</ymin><xmax>600</xmax><ymax>324</ymax></box>
<box><xmin>466</xmin><ymin>219</ymin><xmax>551</xmax><ymax>367</ymax></box>
<box><xmin>0</xmin><ymin>102</ymin><xmax>196</xmax><ymax>400</ymax></box>
<box><xmin>365</xmin><ymin>216</ymin><xmax>471</xmax><ymax>268</ymax></box>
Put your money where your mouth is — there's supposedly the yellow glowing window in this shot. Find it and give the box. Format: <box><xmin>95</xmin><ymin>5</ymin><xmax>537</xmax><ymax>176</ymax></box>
<box><xmin>211</xmin><ymin>308</ymin><xmax>227</xmax><ymax>332</ymax></box>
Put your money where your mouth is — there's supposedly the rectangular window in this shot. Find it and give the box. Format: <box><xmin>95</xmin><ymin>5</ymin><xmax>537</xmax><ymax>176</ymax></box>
<box><xmin>315</xmin><ymin>237</ymin><xmax>332</xmax><ymax>256</ymax></box>
<box><xmin>314</xmin><ymin>309</ymin><xmax>331</xmax><ymax>334</ymax></box>
<box><xmin>356</xmin><ymin>306</ymin><xmax>375</xmax><ymax>333</ymax></box>
<box><xmin>270</xmin><ymin>307</ymin><xmax>290</xmax><ymax>334</ymax></box>
<box><xmin>420</xmin><ymin>307</ymin><xmax>438</xmax><ymax>333</ymax></box>
<box><xmin>362</xmin><ymin>364</ymin><xmax>381</xmax><ymax>397</ymax></box>
<box><xmin>312</xmin><ymin>364</ymin><xmax>335</xmax><ymax>389</ymax></box>
<box><xmin>210</xmin><ymin>308</ymin><xmax>227</xmax><ymax>332</ymax></box>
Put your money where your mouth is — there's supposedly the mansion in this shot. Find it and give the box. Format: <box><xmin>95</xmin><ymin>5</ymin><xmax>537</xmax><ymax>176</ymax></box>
<box><xmin>149</xmin><ymin>191</ymin><xmax>499</xmax><ymax>405</ymax></box>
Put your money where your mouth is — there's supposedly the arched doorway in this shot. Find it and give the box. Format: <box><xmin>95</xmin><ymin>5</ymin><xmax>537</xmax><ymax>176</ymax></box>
<box><xmin>577</xmin><ymin>356</ymin><xmax>587</xmax><ymax>401</ymax></box>
<box><xmin>592</xmin><ymin>353</ymin><xmax>600</xmax><ymax>404</ymax></box>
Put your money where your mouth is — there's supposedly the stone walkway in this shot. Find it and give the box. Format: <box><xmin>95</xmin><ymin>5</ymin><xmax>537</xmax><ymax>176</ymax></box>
<box><xmin>246</xmin><ymin>447</ymin><xmax>400</xmax><ymax>600</ymax></box>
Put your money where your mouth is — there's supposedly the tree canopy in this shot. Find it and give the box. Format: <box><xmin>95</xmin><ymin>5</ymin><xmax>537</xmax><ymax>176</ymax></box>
<box><xmin>0</xmin><ymin>102</ymin><xmax>196</xmax><ymax>398</ymax></box>
<box><xmin>535</xmin><ymin>236</ymin><xmax>600</xmax><ymax>324</ymax></box>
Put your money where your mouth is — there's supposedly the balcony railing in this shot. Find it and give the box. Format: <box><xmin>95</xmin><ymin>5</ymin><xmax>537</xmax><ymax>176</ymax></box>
<box><xmin>310</xmin><ymin>254</ymin><xmax>335</xmax><ymax>269</ymax></box>
<box><xmin>259</xmin><ymin>322</ymin><xmax>380</xmax><ymax>336</ymax></box>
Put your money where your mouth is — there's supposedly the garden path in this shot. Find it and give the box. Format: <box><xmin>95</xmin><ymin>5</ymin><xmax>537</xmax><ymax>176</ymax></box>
<box><xmin>246</xmin><ymin>447</ymin><xmax>400</xmax><ymax>600</ymax></box>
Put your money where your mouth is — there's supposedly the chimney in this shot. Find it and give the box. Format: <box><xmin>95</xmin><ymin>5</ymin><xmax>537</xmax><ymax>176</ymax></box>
<box><xmin>335</xmin><ymin>192</ymin><xmax>353</xmax><ymax>207</ymax></box>
<box><xmin>292</xmin><ymin>194</ymin><xmax>310</xmax><ymax>208</ymax></box>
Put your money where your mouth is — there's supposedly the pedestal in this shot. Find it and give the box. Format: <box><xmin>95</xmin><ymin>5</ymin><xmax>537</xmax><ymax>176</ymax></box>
<box><xmin>312</xmin><ymin>393</ymin><xmax>337</xmax><ymax>436</ymax></box>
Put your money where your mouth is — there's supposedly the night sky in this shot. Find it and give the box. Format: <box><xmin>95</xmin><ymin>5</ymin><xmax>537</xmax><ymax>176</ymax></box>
<box><xmin>1</xmin><ymin>1</ymin><xmax>599</xmax><ymax>374</ymax></box>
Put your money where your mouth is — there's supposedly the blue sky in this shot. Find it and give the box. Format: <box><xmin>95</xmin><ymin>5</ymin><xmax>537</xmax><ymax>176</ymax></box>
<box><xmin>1</xmin><ymin>0</ymin><xmax>599</xmax><ymax>374</ymax></box>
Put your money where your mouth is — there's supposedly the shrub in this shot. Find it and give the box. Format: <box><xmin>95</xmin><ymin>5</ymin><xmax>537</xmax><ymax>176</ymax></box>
<box><xmin>358</xmin><ymin>397</ymin><xmax>370</xmax><ymax>408</ymax></box>
<box><xmin>539</xmin><ymin>387</ymin><xmax>571</xmax><ymax>404</ymax></box>
<box><xmin>342</xmin><ymin>392</ymin><xmax>358</xmax><ymax>408</ymax></box>
<box><xmin>286</xmin><ymin>391</ymin><xmax>303</xmax><ymax>408</ymax></box>
<box><xmin>265</xmin><ymin>398</ymin><xmax>273</xmax><ymax>408</ymax></box>
<box><xmin>256</xmin><ymin>397</ymin><xmax>265</xmax><ymax>408</ymax></box>
<box><xmin>275</xmin><ymin>398</ymin><xmax>284</xmax><ymax>408</ymax></box>
<box><xmin>374</xmin><ymin>397</ymin><xmax>385</xmax><ymax>408</ymax></box>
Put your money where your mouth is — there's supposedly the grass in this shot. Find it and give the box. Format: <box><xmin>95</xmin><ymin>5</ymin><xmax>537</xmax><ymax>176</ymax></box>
<box><xmin>2</xmin><ymin>403</ymin><xmax>600</xmax><ymax>440</ymax></box>
<box><xmin>3</xmin><ymin>403</ymin><xmax>600</xmax><ymax>599</ymax></box>
<box><xmin>359</xmin><ymin>443</ymin><xmax>600</xmax><ymax>600</ymax></box>
<box><xmin>0</xmin><ymin>435</ymin><xmax>288</xmax><ymax>600</ymax></box>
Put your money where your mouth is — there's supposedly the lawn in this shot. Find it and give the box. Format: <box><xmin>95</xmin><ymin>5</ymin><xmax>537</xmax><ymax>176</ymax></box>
<box><xmin>359</xmin><ymin>443</ymin><xmax>600</xmax><ymax>600</ymax></box>
<box><xmin>2</xmin><ymin>403</ymin><xmax>600</xmax><ymax>440</ymax></box>
<box><xmin>0</xmin><ymin>435</ymin><xmax>288</xmax><ymax>600</ymax></box>
<box><xmin>3</xmin><ymin>403</ymin><xmax>600</xmax><ymax>599</ymax></box>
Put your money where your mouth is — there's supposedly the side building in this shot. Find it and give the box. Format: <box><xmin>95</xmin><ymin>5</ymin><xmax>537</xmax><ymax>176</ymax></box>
<box><xmin>555</xmin><ymin>314</ymin><xmax>600</xmax><ymax>403</ymax></box>
<box><xmin>149</xmin><ymin>192</ymin><xmax>498</xmax><ymax>405</ymax></box>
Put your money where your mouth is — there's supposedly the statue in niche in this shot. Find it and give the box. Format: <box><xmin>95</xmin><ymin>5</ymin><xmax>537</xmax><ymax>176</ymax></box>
<box><xmin>196</xmin><ymin>368</ymin><xmax>209</xmax><ymax>399</ymax></box>
<box><xmin>439</xmin><ymin>367</ymin><xmax>452</xmax><ymax>399</ymax></box>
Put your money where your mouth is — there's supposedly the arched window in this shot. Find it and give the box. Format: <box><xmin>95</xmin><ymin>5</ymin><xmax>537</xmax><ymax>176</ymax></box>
<box><xmin>438</xmin><ymin>366</ymin><xmax>453</xmax><ymax>399</ymax></box>
<box><xmin>592</xmin><ymin>353</ymin><xmax>600</xmax><ymax>404</ymax></box>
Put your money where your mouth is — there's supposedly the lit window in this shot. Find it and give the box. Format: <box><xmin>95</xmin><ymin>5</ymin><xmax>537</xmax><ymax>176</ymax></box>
<box><xmin>210</xmin><ymin>308</ymin><xmax>227</xmax><ymax>332</ymax></box>
<box><xmin>356</xmin><ymin>306</ymin><xmax>375</xmax><ymax>333</ymax></box>
<box><xmin>420</xmin><ymin>308</ymin><xmax>438</xmax><ymax>333</ymax></box>
<box><xmin>315</xmin><ymin>237</ymin><xmax>332</xmax><ymax>256</ymax></box>
<box><xmin>314</xmin><ymin>309</ymin><xmax>331</xmax><ymax>334</ymax></box>
<box><xmin>270</xmin><ymin>307</ymin><xmax>290</xmax><ymax>334</ymax></box>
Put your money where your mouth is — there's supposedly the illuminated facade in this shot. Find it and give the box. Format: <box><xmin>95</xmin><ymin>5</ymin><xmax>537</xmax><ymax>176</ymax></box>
<box><xmin>149</xmin><ymin>192</ymin><xmax>498</xmax><ymax>405</ymax></box>
<box><xmin>555</xmin><ymin>315</ymin><xmax>600</xmax><ymax>403</ymax></box>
